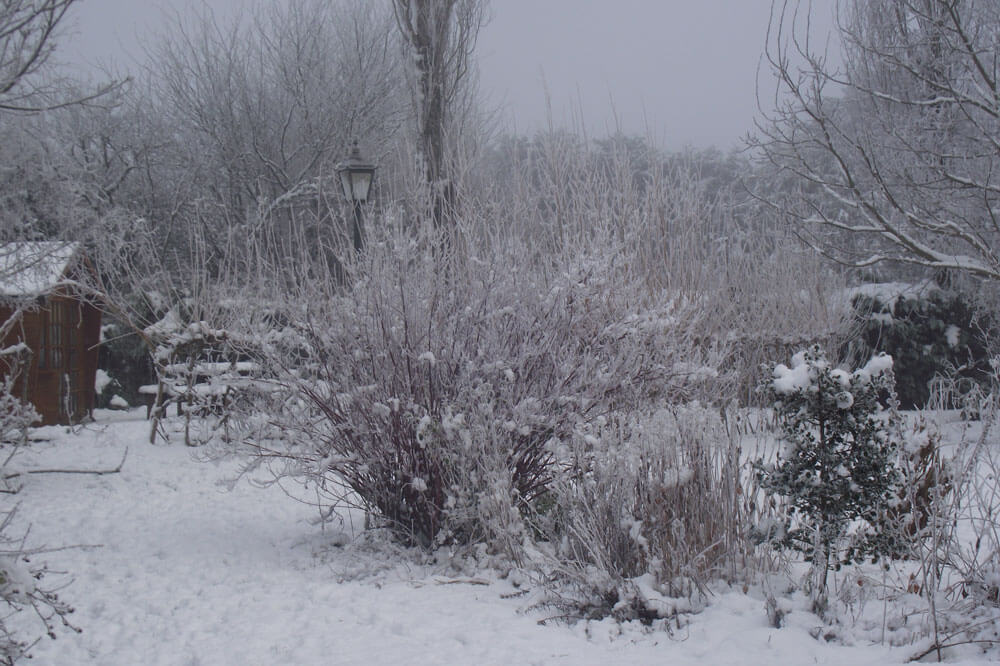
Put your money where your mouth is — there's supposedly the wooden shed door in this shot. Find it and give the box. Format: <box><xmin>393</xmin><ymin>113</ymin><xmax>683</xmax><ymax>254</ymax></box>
<box><xmin>35</xmin><ymin>300</ymin><xmax>86</xmax><ymax>423</ymax></box>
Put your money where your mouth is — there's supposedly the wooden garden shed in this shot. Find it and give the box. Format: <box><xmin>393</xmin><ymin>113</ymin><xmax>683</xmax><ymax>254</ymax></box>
<box><xmin>0</xmin><ymin>242</ymin><xmax>102</xmax><ymax>425</ymax></box>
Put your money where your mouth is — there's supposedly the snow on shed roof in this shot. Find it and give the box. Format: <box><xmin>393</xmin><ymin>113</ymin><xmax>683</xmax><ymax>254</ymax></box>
<box><xmin>0</xmin><ymin>241</ymin><xmax>82</xmax><ymax>297</ymax></box>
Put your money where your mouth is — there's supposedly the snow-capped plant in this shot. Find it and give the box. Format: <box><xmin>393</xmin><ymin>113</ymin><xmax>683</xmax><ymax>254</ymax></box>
<box><xmin>756</xmin><ymin>346</ymin><xmax>903</xmax><ymax>605</ymax></box>
<box><xmin>847</xmin><ymin>287</ymin><xmax>998</xmax><ymax>410</ymax></box>
<box><xmin>0</xmin><ymin>389</ymin><xmax>36</xmax><ymax>450</ymax></box>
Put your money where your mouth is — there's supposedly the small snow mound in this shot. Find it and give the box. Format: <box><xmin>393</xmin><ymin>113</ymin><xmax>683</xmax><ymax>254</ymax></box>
<box><xmin>773</xmin><ymin>361</ymin><xmax>811</xmax><ymax>394</ymax></box>
<box><xmin>830</xmin><ymin>369</ymin><xmax>851</xmax><ymax>389</ymax></box>
<box><xmin>855</xmin><ymin>353</ymin><xmax>893</xmax><ymax>384</ymax></box>
<box><xmin>945</xmin><ymin>324</ymin><xmax>961</xmax><ymax>349</ymax></box>
<box><xmin>95</xmin><ymin>369</ymin><xmax>113</xmax><ymax>393</ymax></box>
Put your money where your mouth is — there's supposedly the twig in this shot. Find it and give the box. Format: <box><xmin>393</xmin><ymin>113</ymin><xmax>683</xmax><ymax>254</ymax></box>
<box><xmin>433</xmin><ymin>577</ymin><xmax>489</xmax><ymax>586</ymax></box>
<box><xmin>909</xmin><ymin>639</ymin><xmax>999</xmax><ymax>662</ymax></box>
<box><xmin>3</xmin><ymin>447</ymin><xmax>128</xmax><ymax>480</ymax></box>
<box><xmin>410</xmin><ymin>576</ymin><xmax>491</xmax><ymax>588</ymax></box>
<box><xmin>501</xmin><ymin>589</ymin><xmax>529</xmax><ymax>599</ymax></box>
<box><xmin>0</xmin><ymin>543</ymin><xmax>103</xmax><ymax>557</ymax></box>
<box><xmin>537</xmin><ymin>613</ymin><xmax>578</xmax><ymax>626</ymax></box>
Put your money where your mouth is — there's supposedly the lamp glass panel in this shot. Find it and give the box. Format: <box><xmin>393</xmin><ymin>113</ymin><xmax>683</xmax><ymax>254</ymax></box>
<box><xmin>351</xmin><ymin>171</ymin><xmax>372</xmax><ymax>202</ymax></box>
<box><xmin>339</xmin><ymin>171</ymin><xmax>354</xmax><ymax>200</ymax></box>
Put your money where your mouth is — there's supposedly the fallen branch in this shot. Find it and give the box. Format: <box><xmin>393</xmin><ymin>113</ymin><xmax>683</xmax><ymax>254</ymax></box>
<box><xmin>409</xmin><ymin>577</ymin><xmax>491</xmax><ymax>588</ymax></box>
<box><xmin>3</xmin><ymin>447</ymin><xmax>128</xmax><ymax>480</ymax></box>
<box><xmin>909</xmin><ymin>639</ymin><xmax>999</xmax><ymax>662</ymax></box>
<box><xmin>537</xmin><ymin>613</ymin><xmax>578</xmax><ymax>626</ymax></box>
<box><xmin>433</xmin><ymin>577</ymin><xmax>490</xmax><ymax>586</ymax></box>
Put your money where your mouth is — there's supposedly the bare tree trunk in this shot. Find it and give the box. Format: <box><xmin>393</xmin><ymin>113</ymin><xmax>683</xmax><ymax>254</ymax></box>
<box><xmin>393</xmin><ymin>0</ymin><xmax>485</xmax><ymax>234</ymax></box>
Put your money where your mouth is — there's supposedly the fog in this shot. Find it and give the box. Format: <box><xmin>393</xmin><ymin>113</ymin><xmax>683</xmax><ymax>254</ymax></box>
<box><xmin>63</xmin><ymin>0</ymin><xmax>835</xmax><ymax>150</ymax></box>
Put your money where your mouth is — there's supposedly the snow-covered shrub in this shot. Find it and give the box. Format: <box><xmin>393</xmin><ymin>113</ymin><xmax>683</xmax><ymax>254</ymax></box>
<box><xmin>532</xmin><ymin>405</ymin><xmax>751</xmax><ymax>623</ymax></box>
<box><xmin>240</xmin><ymin>229</ymin><xmax>728</xmax><ymax>552</ymax></box>
<box><xmin>890</xmin><ymin>419</ymin><xmax>952</xmax><ymax>551</ymax></box>
<box><xmin>0</xmin><ymin>506</ymin><xmax>77</xmax><ymax>664</ymax></box>
<box><xmin>0</xmin><ymin>343</ymin><xmax>38</xmax><ymax>447</ymax></box>
<box><xmin>847</xmin><ymin>287</ymin><xmax>998</xmax><ymax>410</ymax></box>
<box><xmin>0</xmin><ymin>391</ymin><xmax>36</xmax><ymax>449</ymax></box>
<box><xmin>755</xmin><ymin>346</ymin><xmax>904</xmax><ymax>603</ymax></box>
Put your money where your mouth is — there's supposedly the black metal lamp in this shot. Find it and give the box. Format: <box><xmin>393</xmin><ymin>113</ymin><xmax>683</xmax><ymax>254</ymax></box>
<box><xmin>336</xmin><ymin>141</ymin><xmax>377</xmax><ymax>251</ymax></box>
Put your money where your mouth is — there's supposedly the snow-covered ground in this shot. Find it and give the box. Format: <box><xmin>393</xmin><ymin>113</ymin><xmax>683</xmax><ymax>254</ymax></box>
<box><xmin>3</xmin><ymin>409</ymin><xmax>994</xmax><ymax>665</ymax></box>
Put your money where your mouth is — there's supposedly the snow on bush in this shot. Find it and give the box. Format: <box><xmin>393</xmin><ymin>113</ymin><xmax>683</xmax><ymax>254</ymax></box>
<box><xmin>846</xmin><ymin>287</ymin><xmax>999</xmax><ymax>410</ymax></box>
<box><xmin>236</xmin><ymin>229</ymin><xmax>729</xmax><ymax>555</ymax></box>
<box><xmin>0</xmin><ymin>389</ymin><xmax>37</xmax><ymax>449</ymax></box>
<box><xmin>756</xmin><ymin>346</ymin><xmax>904</xmax><ymax>606</ymax></box>
<box><xmin>0</xmin><ymin>343</ymin><xmax>38</xmax><ymax>447</ymax></box>
<box><xmin>0</xmin><ymin>506</ymin><xmax>78</xmax><ymax>664</ymax></box>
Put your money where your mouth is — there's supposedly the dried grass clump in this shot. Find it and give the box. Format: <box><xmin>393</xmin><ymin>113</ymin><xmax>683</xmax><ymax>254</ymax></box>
<box><xmin>531</xmin><ymin>405</ymin><xmax>756</xmax><ymax>622</ymax></box>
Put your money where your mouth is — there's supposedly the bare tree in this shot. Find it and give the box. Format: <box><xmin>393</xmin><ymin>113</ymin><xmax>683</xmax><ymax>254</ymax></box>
<box><xmin>392</xmin><ymin>0</ymin><xmax>487</xmax><ymax>230</ymax></box>
<box><xmin>0</xmin><ymin>0</ymin><xmax>119</xmax><ymax>112</ymax></box>
<box><xmin>752</xmin><ymin>0</ymin><xmax>1000</xmax><ymax>281</ymax></box>
<box><xmin>0</xmin><ymin>0</ymin><xmax>132</xmax><ymax>250</ymax></box>
<box><xmin>143</xmin><ymin>0</ymin><xmax>407</xmax><ymax>274</ymax></box>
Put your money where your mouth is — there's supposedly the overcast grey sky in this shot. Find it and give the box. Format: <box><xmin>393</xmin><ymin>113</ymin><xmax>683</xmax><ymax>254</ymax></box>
<box><xmin>61</xmin><ymin>0</ymin><xmax>835</xmax><ymax>150</ymax></box>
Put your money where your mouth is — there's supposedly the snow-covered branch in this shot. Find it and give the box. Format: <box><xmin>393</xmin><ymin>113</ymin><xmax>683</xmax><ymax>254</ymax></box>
<box><xmin>752</xmin><ymin>0</ymin><xmax>1000</xmax><ymax>281</ymax></box>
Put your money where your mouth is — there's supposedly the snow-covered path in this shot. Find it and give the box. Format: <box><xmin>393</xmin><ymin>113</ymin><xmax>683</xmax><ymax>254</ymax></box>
<box><xmin>3</xmin><ymin>410</ymin><xmax>984</xmax><ymax>665</ymax></box>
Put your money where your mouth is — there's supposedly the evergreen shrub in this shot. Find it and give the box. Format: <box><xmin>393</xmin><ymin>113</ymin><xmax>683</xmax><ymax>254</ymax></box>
<box><xmin>756</xmin><ymin>346</ymin><xmax>904</xmax><ymax>600</ymax></box>
<box><xmin>847</xmin><ymin>289</ymin><xmax>997</xmax><ymax>410</ymax></box>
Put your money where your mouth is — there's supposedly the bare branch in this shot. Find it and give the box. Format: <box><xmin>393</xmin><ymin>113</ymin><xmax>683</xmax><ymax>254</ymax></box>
<box><xmin>752</xmin><ymin>0</ymin><xmax>1000</xmax><ymax>281</ymax></box>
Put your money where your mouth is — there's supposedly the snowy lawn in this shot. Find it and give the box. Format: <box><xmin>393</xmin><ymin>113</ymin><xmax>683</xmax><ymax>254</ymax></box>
<box><xmin>2</xmin><ymin>409</ymin><xmax>993</xmax><ymax>665</ymax></box>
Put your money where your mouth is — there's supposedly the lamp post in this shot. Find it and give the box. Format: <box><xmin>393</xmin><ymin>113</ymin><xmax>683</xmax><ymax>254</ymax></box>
<box><xmin>336</xmin><ymin>140</ymin><xmax>377</xmax><ymax>252</ymax></box>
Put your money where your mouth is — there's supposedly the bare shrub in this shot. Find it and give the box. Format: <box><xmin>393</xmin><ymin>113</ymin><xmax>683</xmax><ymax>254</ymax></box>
<box><xmin>235</xmin><ymin>218</ymin><xmax>733</xmax><ymax>555</ymax></box>
<box><xmin>0</xmin><ymin>506</ymin><xmax>78</xmax><ymax>665</ymax></box>
<box><xmin>0</xmin><ymin>339</ymin><xmax>37</xmax><ymax>449</ymax></box>
<box><xmin>473</xmin><ymin>136</ymin><xmax>850</xmax><ymax>408</ymax></box>
<box><xmin>891</xmin><ymin>419</ymin><xmax>952</xmax><ymax>549</ymax></box>
<box><xmin>895</xmin><ymin>409</ymin><xmax>1000</xmax><ymax>659</ymax></box>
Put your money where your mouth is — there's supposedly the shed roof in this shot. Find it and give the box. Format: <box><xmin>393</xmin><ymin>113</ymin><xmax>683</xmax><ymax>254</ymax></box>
<box><xmin>0</xmin><ymin>241</ymin><xmax>82</xmax><ymax>297</ymax></box>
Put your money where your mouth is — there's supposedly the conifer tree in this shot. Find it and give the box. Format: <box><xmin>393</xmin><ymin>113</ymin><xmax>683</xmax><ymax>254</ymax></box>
<box><xmin>757</xmin><ymin>346</ymin><xmax>903</xmax><ymax>603</ymax></box>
